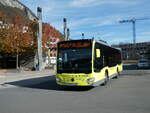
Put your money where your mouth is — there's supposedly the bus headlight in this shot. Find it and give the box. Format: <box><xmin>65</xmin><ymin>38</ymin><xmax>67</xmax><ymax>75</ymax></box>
<box><xmin>56</xmin><ymin>77</ymin><xmax>61</xmax><ymax>82</ymax></box>
<box><xmin>87</xmin><ymin>78</ymin><xmax>95</xmax><ymax>83</ymax></box>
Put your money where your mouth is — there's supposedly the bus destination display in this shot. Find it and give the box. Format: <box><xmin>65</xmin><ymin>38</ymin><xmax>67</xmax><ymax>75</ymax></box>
<box><xmin>59</xmin><ymin>42</ymin><xmax>91</xmax><ymax>48</ymax></box>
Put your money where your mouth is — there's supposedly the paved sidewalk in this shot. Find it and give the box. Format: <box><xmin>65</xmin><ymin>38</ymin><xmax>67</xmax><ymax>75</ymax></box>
<box><xmin>0</xmin><ymin>69</ymin><xmax>55</xmax><ymax>86</ymax></box>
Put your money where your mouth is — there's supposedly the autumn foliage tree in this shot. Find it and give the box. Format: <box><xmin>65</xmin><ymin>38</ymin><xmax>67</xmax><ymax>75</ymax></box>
<box><xmin>0</xmin><ymin>18</ymin><xmax>37</xmax><ymax>57</ymax></box>
<box><xmin>0</xmin><ymin>21</ymin><xmax>63</xmax><ymax>55</ymax></box>
<box><xmin>0</xmin><ymin>12</ymin><xmax>64</xmax><ymax>68</ymax></box>
<box><xmin>42</xmin><ymin>23</ymin><xmax>63</xmax><ymax>52</ymax></box>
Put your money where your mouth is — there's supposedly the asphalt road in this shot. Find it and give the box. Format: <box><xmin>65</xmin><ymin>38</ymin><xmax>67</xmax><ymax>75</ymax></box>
<box><xmin>0</xmin><ymin>64</ymin><xmax>150</xmax><ymax>113</ymax></box>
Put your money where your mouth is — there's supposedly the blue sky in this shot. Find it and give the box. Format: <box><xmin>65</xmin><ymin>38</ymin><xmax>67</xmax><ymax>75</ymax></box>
<box><xmin>19</xmin><ymin>0</ymin><xmax>150</xmax><ymax>45</ymax></box>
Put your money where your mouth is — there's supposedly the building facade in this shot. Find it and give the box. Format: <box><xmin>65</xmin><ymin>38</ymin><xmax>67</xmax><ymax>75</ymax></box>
<box><xmin>112</xmin><ymin>42</ymin><xmax>150</xmax><ymax>60</ymax></box>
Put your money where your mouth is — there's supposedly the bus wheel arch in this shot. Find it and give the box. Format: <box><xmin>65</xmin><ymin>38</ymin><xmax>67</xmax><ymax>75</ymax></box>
<box><xmin>102</xmin><ymin>70</ymin><xmax>109</xmax><ymax>85</ymax></box>
<box><xmin>105</xmin><ymin>70</ymin><xmax>109</xmax><ymax>77</ymax></box>
<box><xmin>114</xmin><ymin>67</ymin><xmax>119</xmax><ymax>79</ymax></box>
<box><xmin>117</xmin><ymin>67</ymin><xmax>120</xmax><ymax>75</ymax></box>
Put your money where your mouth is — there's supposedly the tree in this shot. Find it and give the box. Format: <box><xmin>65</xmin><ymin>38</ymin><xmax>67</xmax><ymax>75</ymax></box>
<box><xmin>0</xmin><ymin>14</ymin><xmax>64</xmax><ymax>68</ymax></box>
<box><xmin>42</xmin><ymin>23</ymin><xmax>63</xmax><ymax>52</ymax></box>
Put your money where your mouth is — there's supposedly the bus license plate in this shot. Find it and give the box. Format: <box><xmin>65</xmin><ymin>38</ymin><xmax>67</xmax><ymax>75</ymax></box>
<box><xmin>65</xmin><ymin>83</ymin><xmax>77</xmax><ymax>86</ymax></box>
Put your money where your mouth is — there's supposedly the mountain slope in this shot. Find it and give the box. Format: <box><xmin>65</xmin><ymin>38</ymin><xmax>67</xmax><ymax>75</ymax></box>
<box><xmin>0</xmin><ymin>0</ymin><xmax>36</xmax><ymax>22</ymax></box>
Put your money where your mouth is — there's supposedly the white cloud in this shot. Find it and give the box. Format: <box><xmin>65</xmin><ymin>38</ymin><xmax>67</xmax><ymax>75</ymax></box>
<box><xmin>49</xmin><ymin>18</ymin><xmax>93</xmax><ymax>33</ymax></box>
<box><xmin>71</xmin><ymin>0</ymin><xmax>98</xmax><ymax>7</ymax></box>
<box><xmin>108</xmin><ymin>37</ymin><xmax>131</xmax><ymax>45</ymax></box>
<box><xmin>68</xmin><ymin>18</ymin><xmax>95</xmax><ymax>28</ymax></box>
<box><xmin>50</xmin><ymin>21</ymin><xmax>63</xmax><ymax>32</ymax></box>
<box><xmin>19</xmin><ymin>0</ymin><xmax>150</xmax><ymax>44</ymax></box>
<box><xmin>94</xmin><ymin>14</ymin><xmax>125</xmax><ymax>27</ymax></box>
<box><xmin>137</xmin><ymin>31</ymin><xmax>150</xmax><ymax>42</ymax></box>
<box><xmin>68</xmin><ymin>15</ymin><xmax>122</xmax><ymax>30</ymax></box>
<box><xmin>70</xmin><ymin>0</ymin><xmax>142</xmax><ymax>8</ymax></box>
<box><xmin>140</xmin><ymin>31</ymin><xmax>150</xmax><ymax>36</ymax></box>
<box><xmin>97</xmin><ymin>32</ymin><xmax>115</xmax><ymax>38</ymax></box>
<box><xmin>96</xmin><ymin>20</ymin><xmax>115</xmax><ymax>27</ymax></box>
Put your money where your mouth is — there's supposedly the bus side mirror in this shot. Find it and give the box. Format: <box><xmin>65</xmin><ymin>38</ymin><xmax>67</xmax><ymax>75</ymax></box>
<box><xmin>96</xmin><ymin>49</ymin><xmax>101</xmax><ymax>58</ymax></box>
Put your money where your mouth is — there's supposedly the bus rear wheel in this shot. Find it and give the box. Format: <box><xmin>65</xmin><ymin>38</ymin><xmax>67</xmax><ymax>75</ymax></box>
<box><xmin>102</xmin><ymin>72</ymin><xmax>109</xmax><ymax>85</ymax></box>
<box><xmin>114</xmin><ymin>68</ymin><xmax>119</xmax><ymax>79</ymax></box>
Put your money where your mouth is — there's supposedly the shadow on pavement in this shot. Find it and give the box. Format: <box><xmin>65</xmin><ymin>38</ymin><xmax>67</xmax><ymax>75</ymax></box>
<box><xmin>5</xmin><ymin>76</ymin><xmax>92</xmax><ymax>92</ymax></box>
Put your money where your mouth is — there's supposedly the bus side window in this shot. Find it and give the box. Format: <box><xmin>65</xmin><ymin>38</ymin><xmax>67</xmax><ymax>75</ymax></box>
<box><xmin>94</xmin><ymin>51</ymin><xmax>103</xmax><ymax>72</ymax></box>
<box><xmin>94</xmin><ymin>43</ymin><xmax>106</xmax><ymax>72</ymax></box>
<box><xmin>107</xmin><ymin>52</ymin><xmax>118</xmax><ymax>67</ymax></box>
<box><xmin>103</xmin><ymin>53</ymin><xmax>109</xmax><ymax>67</ymax></box>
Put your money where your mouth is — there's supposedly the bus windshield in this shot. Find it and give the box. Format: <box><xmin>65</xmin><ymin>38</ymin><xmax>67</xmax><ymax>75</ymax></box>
<box><xmin>57</xmin><ymin>48</ymin><xmax>92</xmax><ymax>73</ymax></box>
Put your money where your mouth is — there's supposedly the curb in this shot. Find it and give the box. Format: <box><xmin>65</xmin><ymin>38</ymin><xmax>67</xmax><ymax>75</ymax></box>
<box><xmin>0</xmin><ymin>71</ymin><xmax>55</xmax><ymax>78</ymax></box>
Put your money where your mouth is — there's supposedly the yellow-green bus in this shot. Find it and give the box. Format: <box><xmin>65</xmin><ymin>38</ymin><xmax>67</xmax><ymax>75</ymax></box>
<box><xmin>56</xmin><ymin>39</ymin><xmax>123</xmax><ymax>86</ymax></box>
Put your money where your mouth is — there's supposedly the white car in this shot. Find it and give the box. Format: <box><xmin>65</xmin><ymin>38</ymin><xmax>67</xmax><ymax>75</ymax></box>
<box><xmin>137</xmin><ymin>60</ymin><xmax>150</xmax><ymax>69</ymax></box>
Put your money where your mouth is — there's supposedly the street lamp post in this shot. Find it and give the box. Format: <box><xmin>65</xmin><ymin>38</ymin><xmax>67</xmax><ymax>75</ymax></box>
<box><xmin>63</xmin><ymin>18</ymin><xmax>68</xmax><ymax>41</ymax></box>
<box><xmin>14</xmin><ymin>35</ymin><xmax>19</xmax><ymax>70</ymax></box>
<box><xmin>37</xmin><ymin>7</ymin><xmax>43</xmax><ymax>71</ymax></box>
<box><xmin>82</xmin><ymin>33</ymin><xmax>84</xmax><ymax>39</ymax></box>
<box><xmin>67</xmin><ymin>28</ymin><xmax>70</xmax><ymax>40</ymax></box>
<box><xmin>16</xmin><ymin>47</ymin><xmax>19</xmax><ymax>69</ymax></box>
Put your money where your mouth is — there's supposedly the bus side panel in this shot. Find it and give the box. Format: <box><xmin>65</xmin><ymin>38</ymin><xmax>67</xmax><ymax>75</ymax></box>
<box><xmin>92</xmin><ymin>66</ymin><xmax>109</xmax><ymax>86</ymax></box>
<box><xmin>108</xmin><ymin>66</ymin><xmax>116</xmax><ymax>76</ymax></box>
<box><xmin>107</xmin><ymin>64</ymin><xmax>123</xmax><ymax>78</ymax></box>
<box><xmin>118</xmin><ymin>63</ymin><xmax>123</xmax><ymax>72</ymax></box>
<box><xmin>93</xmin><ymin>69</ymin><xmax>105</xmax><ymax>83</ymax></box>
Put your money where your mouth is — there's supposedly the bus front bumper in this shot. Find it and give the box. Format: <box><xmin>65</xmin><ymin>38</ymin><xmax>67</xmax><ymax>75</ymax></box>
<box><xmin>56</xmin><ymin>78</ymin><xmax>105</xmax><ymax>87</ymax></box>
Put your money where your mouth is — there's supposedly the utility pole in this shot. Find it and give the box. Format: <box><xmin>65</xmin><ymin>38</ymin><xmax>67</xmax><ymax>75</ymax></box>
<box><xmin>63</xmin><ymin>18</ymin><xmax>68</xmax><ymax>41</ymax></box>
<box><xmin>37</xmin><ymin>7</ymin><xmax>43</xmax><ymax>71</ymax></box>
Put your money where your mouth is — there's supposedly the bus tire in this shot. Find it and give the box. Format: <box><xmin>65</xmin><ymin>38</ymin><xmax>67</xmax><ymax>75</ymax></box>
<box><xmin>114</xmin><ymin>68</ymin><xmax>119</xmax><ymax>79</ymax></box>
<box><xmin>102</xmin><ymin>71</ymin><xmax>109</xmax><ymax>85</ymax></box>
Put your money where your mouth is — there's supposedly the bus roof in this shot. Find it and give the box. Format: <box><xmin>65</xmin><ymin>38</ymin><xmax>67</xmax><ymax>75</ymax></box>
<box><xmin>58</xmin><ymin>39</ymin><xmax>108</xmax><ymax>45</ymax></box>
<box><xmin>58</xmin><ymin>39</ymin><xmax>92</xmax><ymax>44</ymax></box>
